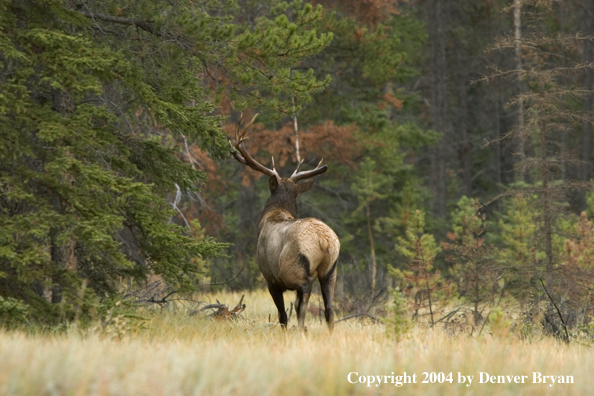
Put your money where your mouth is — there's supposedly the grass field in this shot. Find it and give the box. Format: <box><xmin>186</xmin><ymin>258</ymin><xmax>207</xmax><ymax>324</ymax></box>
<box><xmin>0</xmin><ymin>289</ymin><xmax>592</xmax><ymax>396</ymax></box>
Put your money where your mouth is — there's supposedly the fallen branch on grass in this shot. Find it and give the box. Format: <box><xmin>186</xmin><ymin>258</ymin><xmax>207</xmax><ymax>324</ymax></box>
<box><xmin>190</xmin><ymin>294</ymin><xmax>246</xmax><ymax>320</ymax></box>
<box><xmin>123</xmin><ymin>268</ymin><xmax>245</xmax><ymax>308</ymax></box>
<box><xmin>335</xmin><ymin>289</ymin><xmax>385</xmax><ymax>324</ymax></box>
<box><xmin>336</xmin><ymin>312</ymin><xmax>378</xmax><ymax>324</ymax></box>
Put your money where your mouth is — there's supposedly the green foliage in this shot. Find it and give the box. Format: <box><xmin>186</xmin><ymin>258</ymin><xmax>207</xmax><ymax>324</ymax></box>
<box><xmin>94</xmin><ymin>299</ymin><xmax>148</xmax><ymax>340</ymax></box>
<box><xmin>383</xmin><ymin>287</ymin><xmax>412</xmax><ymax>342</ymax></box>
<box><xmin>586</xmin><ymin>182</ymin><xmax>594</xmax><ymax>219</ymax></box>
<box><xmin>308</xmin><ymin>7</ymin><xmax>424</xmax><ymax>108</ymax></box>
<box><xmin>375</xmin><ymin>182</ymin><xmax>418</xmax><ymax>234</ymax></box>
<box><xmin>496</xmin><ymin>193</ymin><xmax>541</xmax><ymax>266</ymax></box>
<box><xmin>230</xmin><ymin>1</ymin><xmax>333</xmax><ymax>116</ymax></box>
<box><xmin>396</xmin><ymin>210</ymin><xmax>441</xmax><ymax>261</ymax></box>
<box><xmin>450</xmin><ymin>196</ymin><xmax>484</xmax><ymax>243</ymax></box>
<box><xmin>446</xmin><ymin>196</ymin><xmax>499</xmax><ymax>312</ymax></box>
<box><xmin>488</xmin><ymin>306</ymin><xmax>511</xmax><ymax>338</ymax></box>
<box><xmin>393</xmin><ymin>210</ymin><xmax>444</xmax><ymax>325</ymax></box>
<box><xmin>492</xmin><ymin>193</ymin><xmax>542</xmax><ymax>304</ymax></box>
<box><xmin>0</xmin><ymin>296</ymin><xmax>30</xmax><ymax>329</ymax></box>
<box><xmin>351</xmin><ymin>157</ymin><xmax>391</xmax><ymax>212</ymax></box>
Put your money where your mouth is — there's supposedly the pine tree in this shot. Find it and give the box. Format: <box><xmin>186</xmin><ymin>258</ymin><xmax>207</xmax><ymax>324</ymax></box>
<box><xmin>383</xmin><ymin>287</ymin><xmax>412</xmax><ymax>342</ymax></box>
<box><xmin>351</xmin><ymin>157</ymin><xmax>391</xmax><ymax>294</ymax></box>
<box><xmin>393</xmin><ymin>210</ymin><xmax>444</xmax><ymax>325</ymax></box>
<box><xmin>445</xmin><ymin>196</ymin><xmax>500</xmax><ymax>324</ymax></box>
<box><xmin>494</xmin><ymin>193</ymin><xmax>542</xmax><ymax>308</ymax></box>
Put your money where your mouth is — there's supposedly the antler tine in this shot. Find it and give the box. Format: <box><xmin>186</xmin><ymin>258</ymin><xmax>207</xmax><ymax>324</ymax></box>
<box><xmin>235</xmin><ymin>112</ymin><xmax>257</xmax><ymax>144</ymax></box>
<box><xmin>242</xmin><ymin>113</ymin><xmax>259</xmax><ymax>138</ymax></box>
<box><xmin>235</xmin><ymin>112</ymin><xmax>243</xmax><ymax>142</ymax></box>
<box><xmin>289</xmin><ymin>157</ymin><xmax>328</xmax><ymax>182</ymax></box>
<box><xmin>291</xmin><ymin>158</ymin><xmax>305</xmax><ymax>177</ymax></box>
<box><xmin>229</xmin><ymin>113</ymin><xmax>278</xmax><ymax>179</ymax></box>
<box><xmin>271</xmin><ymin>156</ymin><xmax>276</xmax><ymax>171</ymax></box>
<box><xmin>229</xmin><ymin>113</ymin><xmax>247</xmax><ymax>164</ymax></box>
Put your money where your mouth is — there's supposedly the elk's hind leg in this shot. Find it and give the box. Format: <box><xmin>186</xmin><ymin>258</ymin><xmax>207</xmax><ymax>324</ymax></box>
<box><xmin>268</xmin><ymin>285</ymin><xmax>287</xmax><ymax>328</ymax></box>
<box><xmin>295</xmin><ymin>254</ymin><xmax>314</xmax><ymax>331</ymax></box>
<box><xmin>320</xmin><ymin>259</ymin><xmax>338</xmax><ymax>333</ymax></box>
<box><xmin>296</xmin><ymin>281</ymin><xmax>313</xmax><ymax>331</ymax></box>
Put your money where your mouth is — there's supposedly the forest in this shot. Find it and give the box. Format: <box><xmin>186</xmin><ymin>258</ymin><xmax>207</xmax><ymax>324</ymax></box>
<box><xmin>2</xmin><ymin>0</ymin><xmax>594</xmax><ymax>347</ymax></box>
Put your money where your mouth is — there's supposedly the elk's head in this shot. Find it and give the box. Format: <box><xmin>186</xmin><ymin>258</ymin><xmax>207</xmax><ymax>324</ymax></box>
<box><xmin>228</xmin><ymin>114</ymin><xmax>327</xmax><ymax>217</ymax></box>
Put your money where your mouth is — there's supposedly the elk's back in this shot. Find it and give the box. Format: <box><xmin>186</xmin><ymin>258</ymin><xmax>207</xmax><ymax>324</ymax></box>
<box><xmin>257</xmin><ymin>214</ymin><xmax>339</xmax><ymax>289</ymax></box>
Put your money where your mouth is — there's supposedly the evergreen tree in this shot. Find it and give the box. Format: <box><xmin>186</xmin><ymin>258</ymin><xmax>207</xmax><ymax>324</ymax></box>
<box><xmin>493</xmin><ymin>193</ymin><xmax>542</xmax><ymax>309</ymax></box>
<box><xmin>383</xmin><ymin>287</ymin><xmax>412</xmax><ymax>342</ymax></box>
<box><xmin>393</xmin><ymin>210</ymin><xmax>444</xmax><ymax>325</ymax></box>
<box><xmin>445</xmin><ymin>196</ymin><xmax>500</xmax><ymax>323</ymax></box>
<box><xmin>350</xmin><ymin>157</ymin><xmax>391</xmax><ymax>294</ymax></box>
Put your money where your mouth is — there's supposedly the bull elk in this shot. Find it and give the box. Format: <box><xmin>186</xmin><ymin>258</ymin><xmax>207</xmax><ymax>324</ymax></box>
<box><xmin>229</xmin><ymin>115</ymin><xmax>340</xmax><ymax>332</ymax></box>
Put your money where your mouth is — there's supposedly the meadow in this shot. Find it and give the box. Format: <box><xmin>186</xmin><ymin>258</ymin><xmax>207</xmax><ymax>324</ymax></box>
<box><xmin>0</xmin><ymin>289</ymin><xmax>592</xmax><ymax>396</ymax></box>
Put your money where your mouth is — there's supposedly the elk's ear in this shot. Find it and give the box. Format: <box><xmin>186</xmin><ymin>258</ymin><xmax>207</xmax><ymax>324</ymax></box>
<box><xmin>269</xmin><ymin>176</ymin><xmax>279</xmax><ymax>192</ymax></box>
<box><xmin>296</xmin><ymin>179</ymin><xmax>315</xmax><ymax>195</ymax></box>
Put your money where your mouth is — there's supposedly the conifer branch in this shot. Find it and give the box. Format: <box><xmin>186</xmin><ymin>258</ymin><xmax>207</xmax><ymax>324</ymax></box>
<box><xmin>80</xmin><ymin>11</ymin><xmax>162</xmax><ymax>37</ymax></box>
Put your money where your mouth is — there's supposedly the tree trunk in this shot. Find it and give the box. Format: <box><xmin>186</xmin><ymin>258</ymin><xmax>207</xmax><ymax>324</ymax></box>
<box><xmin>292</xmin><ymin>95</ymin><xmax>301</xmax><ymax>163</ymax></box>
<box><xmin>514</xmin><ymin>0</ymin><xmax>526</xmax><ymax>182</ymax></box>
<box><xmin>540</xmin><ymin>117</ymin><xmax>553</xmax><ymax>288</ymax></box>
<box><xmin>581</xmin><ymin>0</ymin><xmax>594</xmax><ymax>207</ymax></box>
<box><xmin>495</xmin><ymin>96</ymin><xmax>503</xmax><ymax>196</ymax></box>
<box><xmin>366</xmin><ymin>204</ymin><xmax>377</xmax><ymax>294</ymax></box>
<box><xmin>456</xmin><ymin>43</ymin><xmax>472</xmax><ymax>197</ymax></box>
<box><xmin>429</xmin><ymin>0</ymin><xmax>448</xmax><ymax>217</ymax></box>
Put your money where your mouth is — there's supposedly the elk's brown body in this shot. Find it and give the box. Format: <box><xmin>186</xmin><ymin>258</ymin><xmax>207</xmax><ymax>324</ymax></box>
<box><xmin>229</xmin><ymin>115</ymin><xmax>340</xmax><ymax>331</ymax></box>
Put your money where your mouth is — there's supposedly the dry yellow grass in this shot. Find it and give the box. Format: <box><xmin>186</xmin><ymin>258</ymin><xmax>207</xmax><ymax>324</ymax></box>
<box><xmin>0</xmin><ymin>289</ymin><xmax>592</xmax><ymax>396</ymax></box>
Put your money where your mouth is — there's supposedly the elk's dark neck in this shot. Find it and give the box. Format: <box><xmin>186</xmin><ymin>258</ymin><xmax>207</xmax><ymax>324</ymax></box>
<box><xmin>258</xmin><ymin>194</ymin><xmax>298</xmax><ymax>236</ymax></box>
<box><xmin>261</xmin><ymin>191</ymin><xmax>298</xmax><ymax>219</ymax></box>
<box><xmin>258</xmin><ymin>181</ymin><xmax>302</xmax><ymax>236</ymax></box>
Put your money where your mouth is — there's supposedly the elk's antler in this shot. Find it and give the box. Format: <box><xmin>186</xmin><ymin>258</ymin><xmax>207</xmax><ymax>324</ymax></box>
<box><xmin>290</xmin><ymin>157</ymin><xmax>328</xmax><ymax>182</ymax></box>
<box><xmin>229</xmin><ymin>113</ymin><xmax>327</xmax><ymax>181</ymax></box>
<box><xmin>228</xmin><ymin>113</ymin><xmax>279</xmax><ymax>179</ymax></box>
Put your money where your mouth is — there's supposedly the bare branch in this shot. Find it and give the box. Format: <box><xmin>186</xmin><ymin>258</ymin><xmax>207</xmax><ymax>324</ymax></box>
<box><xmin>198</xmin><ymin>266</ymin><xmax>244</xmax><ymax>286</ymax></box>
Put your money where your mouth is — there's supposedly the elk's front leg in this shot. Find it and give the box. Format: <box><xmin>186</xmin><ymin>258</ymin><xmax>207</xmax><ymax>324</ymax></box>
<box><xmin>268</xmin><ymin>285</ymin><xmax>287</xmax><ymax>328</ymax></box>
